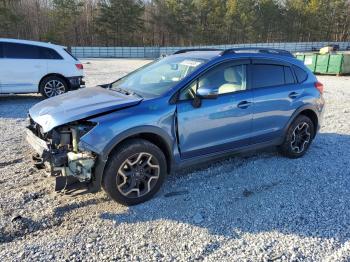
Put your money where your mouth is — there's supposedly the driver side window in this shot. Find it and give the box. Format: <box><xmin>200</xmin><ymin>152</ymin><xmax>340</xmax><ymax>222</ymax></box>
<box><xmin>179</xmin><ymin>63</ymin><xmax>246</xmax><ymax>100</ymax></box>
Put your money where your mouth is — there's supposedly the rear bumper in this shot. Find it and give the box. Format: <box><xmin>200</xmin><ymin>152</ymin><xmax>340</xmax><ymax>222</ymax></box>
<box><xmin>67</xmin><ymin>76</ymin><xmax>85</xmax><ymax>90</ymax></box>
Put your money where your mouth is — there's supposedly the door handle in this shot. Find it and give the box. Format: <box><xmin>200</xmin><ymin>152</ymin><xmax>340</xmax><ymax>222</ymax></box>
<box><xmin>237</xmin><ymin>101</ymin><xmax>252</xmax><ymax>109</ymax></box>
<box><xmin>288</xmin><ymin>92</ymin><xmax>299</xmax><ymax>99</ymax></box>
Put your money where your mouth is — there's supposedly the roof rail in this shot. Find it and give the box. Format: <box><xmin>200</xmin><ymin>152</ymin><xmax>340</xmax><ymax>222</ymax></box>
<box><xmin>173</xmin><ymin>48</ymin><xmax>223</xmax><ymax>54</ymax></box>
<box><xmin>220</xmin><ymin>47</ymin><xmax>294</xmax><ymax>57</ymax></box>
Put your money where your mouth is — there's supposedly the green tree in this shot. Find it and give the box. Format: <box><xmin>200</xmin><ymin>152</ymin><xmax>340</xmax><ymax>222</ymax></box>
<box><xmin>193</xmin><ymin>0</ymin><xmax>227</xmax><ymax>45</ymax></box>
<box><xmin>226</xmin><ymin>0</ymin><xmax>259</xmax><ymax>43</ymax></box>
<box><xmin>254</xmin><ymin>0</ymin><xmax>284</xmax><ymax>42</ymax></box>
<box><xmin>96</xmin><ymin>0</ymin><xmax>144</xmax><ymax>46</ymax></box>
<box><xmin>0</xmin><ymin>0</ymin><xmax>23</xmax><ymax>37</ymax></box>
<box><xmin>43</xmin><ymin>0</ymin><xmax>84</xmax><ymax>45</ymax></box>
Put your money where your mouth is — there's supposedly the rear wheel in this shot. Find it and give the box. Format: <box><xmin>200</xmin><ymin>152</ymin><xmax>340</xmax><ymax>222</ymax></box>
<box><xmin>39</xmin><ymin>76</ymin><xmax>68</xmax><ymax>98</ymax></box>
<box><xmin>103</xmin><ymin>139</ymin><xmax>167</xmax><ymax>206</ymax></box>
<box><xmin>279</xmin><ymin>115</ymin><xmax>315</xmax><ymax>158</ymax></box>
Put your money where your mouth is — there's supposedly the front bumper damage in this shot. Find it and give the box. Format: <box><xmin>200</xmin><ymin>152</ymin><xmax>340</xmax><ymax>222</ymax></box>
<box><xmin>26</xmin><ymin>118</ymin><xmax>98</xmax><ymax>192</ymax></box>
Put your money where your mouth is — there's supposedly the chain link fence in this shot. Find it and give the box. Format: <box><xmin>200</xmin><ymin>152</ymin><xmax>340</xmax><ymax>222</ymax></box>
<box><xmin>72</xmin><ymin>42</ymin><xmax>350</xmax><ymax>59</ymax></box>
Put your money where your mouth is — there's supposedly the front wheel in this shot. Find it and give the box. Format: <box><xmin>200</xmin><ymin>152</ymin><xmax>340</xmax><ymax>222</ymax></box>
<box><xmin>279</xmin><ymin>115</ymin><xmax>315</xmax><ymax>158</ymax></box>
<box><xmin>39</xmin><ymin>76</ymin><xmax>68</xmax><ymax>98</ymax></box>
<box><xmin>103</xmin><ymin>139</ymin><xmax>167</xmax><ymax>206</ymax></box>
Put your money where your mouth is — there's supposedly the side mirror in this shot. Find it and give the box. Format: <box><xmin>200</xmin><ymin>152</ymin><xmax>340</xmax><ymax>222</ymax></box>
<box><xmin>196</xmin><ymin>87</ymin><xmax>218</xmax><ymax>99</ymax></box>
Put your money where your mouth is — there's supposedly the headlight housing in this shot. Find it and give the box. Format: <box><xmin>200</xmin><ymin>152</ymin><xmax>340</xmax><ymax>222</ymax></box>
<box><xmin>74</xmin><ymin>121</ymin><xmax>97</xmax><ymax>138</ymax></box>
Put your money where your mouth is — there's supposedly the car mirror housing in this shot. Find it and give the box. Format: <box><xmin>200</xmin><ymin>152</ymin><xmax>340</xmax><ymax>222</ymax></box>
<box><xmin>196</xmin><ymin>87</ymin><xmax>218</xmax><ymax>99</ymax></box>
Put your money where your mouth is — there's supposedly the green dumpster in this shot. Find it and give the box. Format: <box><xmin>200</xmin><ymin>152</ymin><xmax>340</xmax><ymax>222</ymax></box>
<box><xmin>315</xmin><ymin>54</ymin><xmax>330</xmax><ymax>74</ymax></box>
<box><xmin>296</xmin><ymin>54</ymin><xmax>305</xmax><ymax>62</ymax></box>
<box><xmin>303</xmin><ymin>54</ymin><xmax>318</xmax><ymax>72</ymax></box>
<box><xmin>296</xmin><ymin>52</ymin><xmax>350</xmax><ymax>75</ymax></box>
<box><xmin>327</xmin><ymin>53</ymin><xmax>350</xmax><ymax>75</ymax></box>
<box><xmin>327</xmin><ymin>54</ymin><xmax>343</xmax><ymax>74</ymax></box>
<box><xmin>342</xmin><ymin>54</ymin><xmax>350</xmax><ymax>74</ymax></box>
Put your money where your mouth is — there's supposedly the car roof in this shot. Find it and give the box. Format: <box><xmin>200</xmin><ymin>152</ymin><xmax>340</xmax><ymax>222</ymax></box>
<box><xmin>174</xmin><ymin>49</ymin><xmax>305</xmax><ymax>68</ymax></box>
<box><xmin>0</xmin><ymin>38</ymin><xmax>65</xmax><ymax>49</ymax></box>
<box><xmin>174</xmin><ymin>51</ymin><xmax>222</xmax><ymax>60</ymax></box>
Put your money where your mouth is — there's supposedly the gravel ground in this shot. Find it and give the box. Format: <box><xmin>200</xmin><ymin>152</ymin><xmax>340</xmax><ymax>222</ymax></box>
<box><xmin>0</xmin><ymin>58</ymin><xmax>350</xmax><ymax>261</ymax></box>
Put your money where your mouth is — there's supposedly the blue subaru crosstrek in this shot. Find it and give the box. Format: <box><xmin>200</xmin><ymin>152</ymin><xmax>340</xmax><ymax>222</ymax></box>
<box><xmin>26</xmin><ymin>48</ymin><xmax>325</xmax><ymax>205</ymax></box>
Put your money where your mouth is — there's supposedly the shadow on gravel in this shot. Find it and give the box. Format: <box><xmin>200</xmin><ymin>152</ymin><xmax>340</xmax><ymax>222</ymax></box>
<box><xmin>0</xmin><ymin>197</ymin><xmax>108</xmax><ymax>244</ymax></box>
<box><xmin>0</xmin><ymin>95</ymin><xmax>43</xmax><ymax>119</ymax></box>
<box><xmin>0</xmin><ymin>214</ymin><xmax>62</xmax><ymax>244</ymax></box>
<box><xmin>0</xmin><ymin>157</ymin><xmax>23</xmax><ymax>168</ymax></box>
<box><xmin>54</xmin><ymin>197</ymin><xmax>108</xmax><ymax>218</ymax></box>
<box><xmin>100</xmin><ymin>133</ymin><xmax>350</xmax><ymax>243</ymax></box>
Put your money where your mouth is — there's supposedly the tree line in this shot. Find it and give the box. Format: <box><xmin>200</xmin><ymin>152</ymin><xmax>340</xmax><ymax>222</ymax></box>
<box><xmin>0</xmin><ymin>0</ymin><xmax>349</xmax><ymax>47</ymax></box>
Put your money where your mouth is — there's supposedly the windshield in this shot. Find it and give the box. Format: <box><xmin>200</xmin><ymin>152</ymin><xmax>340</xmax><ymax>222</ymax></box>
<box><xmin>111</xmin><ymin>56</ymin><xmax>207</xmax><ymax>97</ymax></box>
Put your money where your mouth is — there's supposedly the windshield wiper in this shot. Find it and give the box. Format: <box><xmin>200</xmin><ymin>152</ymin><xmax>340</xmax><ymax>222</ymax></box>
<box><xmin>112</xmin><ymin>87</ymin><xmax>143</xmax><ymax>98</ymax></box>
<box><xmin>125</xmin><ymin>89</ymin><xmax>143</xmax><ymax>98</ymax></box>
<box><xmin>112</xmin><ymin>87</ymin><xmax>129</xmax><ymax>95</ymax></box>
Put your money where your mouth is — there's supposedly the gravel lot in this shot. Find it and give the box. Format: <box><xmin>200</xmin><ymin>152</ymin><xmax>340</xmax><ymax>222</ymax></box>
<box><xmin>0</xmin><ymin>58</ymin><xmax>350</xmax><ymax>261</ymax></box>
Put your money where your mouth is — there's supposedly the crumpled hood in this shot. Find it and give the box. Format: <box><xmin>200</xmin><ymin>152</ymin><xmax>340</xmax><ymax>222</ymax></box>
<box><xmin>29</xmin><ymin>86</ymin><xmax>142</xmax><ymax>133</ymax></box>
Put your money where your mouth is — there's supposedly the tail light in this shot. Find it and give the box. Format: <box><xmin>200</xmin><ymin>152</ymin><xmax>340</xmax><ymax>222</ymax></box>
<box><xmin>75</xmin><ymin>64</ymin><xmax>84</xmax><ymax>70</ymax></box>
<box><xmin>314</xmin><ymin>81</ymin><xmax>324</xmax><ymax>94</ymax></box>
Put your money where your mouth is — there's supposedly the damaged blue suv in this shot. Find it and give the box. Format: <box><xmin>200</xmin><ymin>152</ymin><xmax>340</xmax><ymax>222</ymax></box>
<box><xmin>26</xmin><ymin>48</ymin><xmax>325</xmax><ymax>205</ymax></box>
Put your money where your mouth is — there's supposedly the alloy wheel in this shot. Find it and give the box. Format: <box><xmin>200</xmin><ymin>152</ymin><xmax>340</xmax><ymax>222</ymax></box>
<box><xmin>44</xmin><ymin>80</ymin><xmax>66</xmax><ymax>97</ymax></box>
<box><xmin>116</xmin><ymin>152</ymin><xmax>160</xmax><ymax>198</ymax></box>
<box><xmin>290</xmin><ymin>122</ymin><xmax>311</xmax><ymax>154</ymax></box>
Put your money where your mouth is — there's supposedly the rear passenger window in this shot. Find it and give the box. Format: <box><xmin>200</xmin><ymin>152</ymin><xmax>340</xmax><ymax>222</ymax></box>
<box><xmin>252</xmin><ymin>64</ymin><xmax>285</xmax><ymax>88</ymax></box>
<box><xmin>39</xmin><ymin>47</ymin><xmax>63</xmax><ymax>60</ymax></box>
<box><xmin>293</xmin><ymin>66</ymin><xmax>308</xmax><ymax>83</ymax></box>
<box><xmin>284</xmin><ymin>66</ymin><xmax>295</xmax><ymax>84</ymax></box>
<box><xmin>3</xmin><ymin>43</ymin><xmax>39</xmax><ymax>59</ymax></box>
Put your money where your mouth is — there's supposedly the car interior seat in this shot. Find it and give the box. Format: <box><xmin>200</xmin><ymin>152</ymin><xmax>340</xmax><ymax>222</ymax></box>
<box><xmin>218</xmin><ymin>67</ymin><xmax>243</xmax><ymax>94</ymax></box>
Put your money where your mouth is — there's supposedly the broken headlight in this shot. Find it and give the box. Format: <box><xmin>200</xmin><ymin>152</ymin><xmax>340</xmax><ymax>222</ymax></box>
<box><xmin>75</xmin><ymin>121</ymin><xmax>97</xmax><ymax>138</ymax></box>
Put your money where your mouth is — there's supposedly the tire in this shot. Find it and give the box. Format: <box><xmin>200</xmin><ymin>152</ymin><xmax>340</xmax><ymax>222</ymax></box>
<box><xmin>279</xmin><ymin>115</ymin><xmax>315</xmax><ymax>158</ymax></box>
<box><xmin>39</xmin><ymin>76</ymin><xmax>68</xmax><ymax>98</ymax></box>
<box><xmin>103</xmin><ymin>139</ymin><xmax>167</xmax><ymax>206</ymax></box>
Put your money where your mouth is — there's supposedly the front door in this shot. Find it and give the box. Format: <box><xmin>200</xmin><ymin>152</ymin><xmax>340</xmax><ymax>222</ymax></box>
<box><xmin>176</xmin><ymin>60</ymin><xmax>254</xmax><ymax>159</ymax></box>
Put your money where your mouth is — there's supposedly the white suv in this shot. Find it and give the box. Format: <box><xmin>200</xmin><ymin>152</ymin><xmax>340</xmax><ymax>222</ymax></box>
<box><xmin>0</xmin><ymin>38</ymin><xmax>84</xmax><ymax>98</ymax></box>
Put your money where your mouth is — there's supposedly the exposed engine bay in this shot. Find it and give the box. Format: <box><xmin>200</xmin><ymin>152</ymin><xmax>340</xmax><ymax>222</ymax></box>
<box><xmin>27</xmin><ymin>117</ymin><xmax>97</xmax><ymax>190</ymax></box>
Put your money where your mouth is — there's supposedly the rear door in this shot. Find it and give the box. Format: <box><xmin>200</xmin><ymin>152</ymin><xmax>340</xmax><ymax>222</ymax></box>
<box><xmin>0</xmin><ymin>42</ymin><xmax>47</xmax><ymax>93</ymax></box>
<box><xmin>250</xmin><ymin>59</ymin><xmax>301</xmax><ymax>143</ymax></box>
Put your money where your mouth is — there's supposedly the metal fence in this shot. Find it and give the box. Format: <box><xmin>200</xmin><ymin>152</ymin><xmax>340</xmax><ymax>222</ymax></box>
<box><xmin>72</xmin><ymin>42</ymin><xmax>350</xmax><ymax>59</ymax></box>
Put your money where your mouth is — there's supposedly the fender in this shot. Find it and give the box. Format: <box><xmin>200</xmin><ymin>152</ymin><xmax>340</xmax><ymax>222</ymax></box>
<box><xmin>89</xmin><ymin>125</ymin><xmax>175</xmax><ymax>193</ymax></box>
<box><xmin>282</xmin><ymin>104</ymin><xmax>320</xmax><ymax>137</ymax></box>
<box><xmin>102</xmin><ymin>125</ymin><xmax>174</xmax><ymax>160</ymax></box>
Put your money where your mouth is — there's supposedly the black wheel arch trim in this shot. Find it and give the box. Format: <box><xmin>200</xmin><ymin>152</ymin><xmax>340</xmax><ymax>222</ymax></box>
<box><xmin>102</xmin><ymin>126</ymin><xmax>174</xmax><ymax>160</ymax></box>
<box><xmin>283</xmin><ymin>105</ymin><xmax>320</xmax><ymax>138</ymax></box>
<box><xmin>89</xmin><ymin>126</ymin><xmax>175</xmax><ymax>193</ymax></box>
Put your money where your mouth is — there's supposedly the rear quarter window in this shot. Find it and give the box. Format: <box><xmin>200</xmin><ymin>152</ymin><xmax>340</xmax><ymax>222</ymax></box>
<box><xmin>284</xmin><ymin>66</ymin><xmax>295</xmax><ymax>84</ymax></box>
<box><xmin>252</xmin><ymin>64</ymin><xmax>285</xmax><ymax>88</ymax></box>
<box><xmin>64</xmin><ymin>48</ymin><xmax>78</xmax><ymax>61</ymax></box>
<box><xmin>293</xmin><ymin>65</ymin><xmax>308</xmax><ymax>83</ymax></box>
<box><xmin>39</xmin><ymin>47</ymin><xmax>63</xmax><ymax>60</ymax></box>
